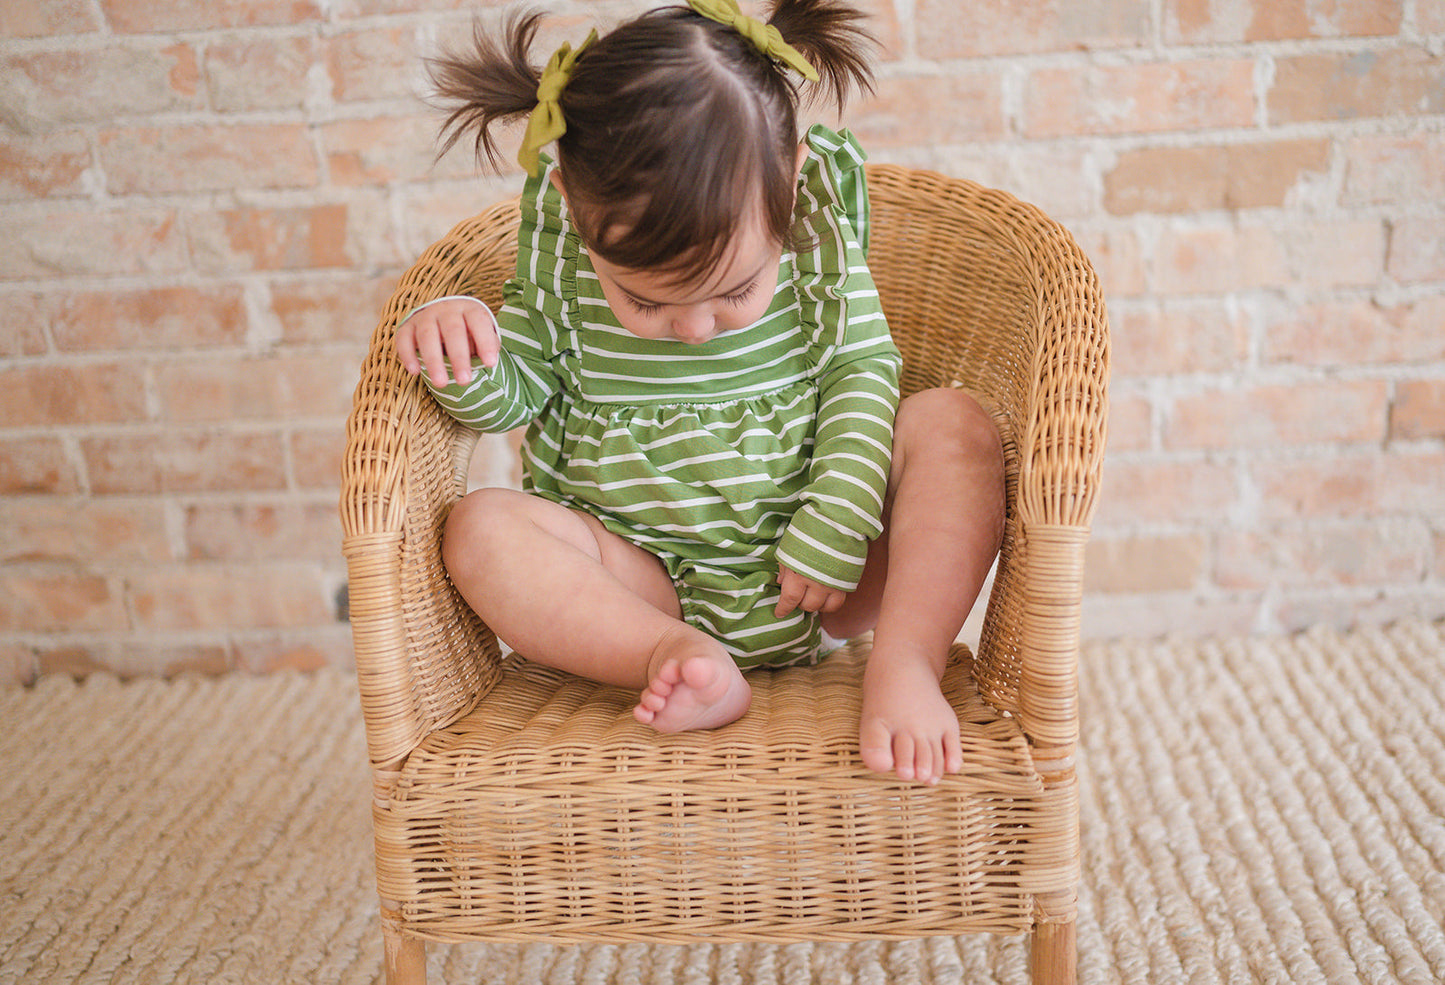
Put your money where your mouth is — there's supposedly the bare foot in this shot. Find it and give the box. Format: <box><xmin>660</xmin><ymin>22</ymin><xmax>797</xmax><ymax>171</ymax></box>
<box><xmin>859</xmin><ymin>646</ymin><xmax>962</xmax><ymax>784</ymax></box>
<box><xmin>634</xmin><ymin>635</ymin><xmax>751</xmax><ymax>732</ymax></box>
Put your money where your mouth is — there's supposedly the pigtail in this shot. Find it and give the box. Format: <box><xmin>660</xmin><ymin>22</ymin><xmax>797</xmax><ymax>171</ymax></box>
<box><xmin>428</xmin><ymin>9</ymin><xmax>545</xmax><ymax>170</ymax></box>
<box><xmin>765</xmin><ymin>0</ymin><xmax>876</xmax><ymax>110</ymax></box>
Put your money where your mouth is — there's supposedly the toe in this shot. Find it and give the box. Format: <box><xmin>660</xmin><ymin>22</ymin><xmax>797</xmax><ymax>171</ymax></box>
<box><xmin>859</xmin><ymin>719</ymin><xmax>895</xmax><ymax>774</ymax></box>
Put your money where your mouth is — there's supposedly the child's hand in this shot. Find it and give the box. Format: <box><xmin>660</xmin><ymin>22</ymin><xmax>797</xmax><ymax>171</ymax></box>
<box><xmin>395</xmin><ymin>297</ymin><xmax>500</xmax><ymax>388</ymax></box>
<box><xmin>775</xmin><ymin>565</ymin><xmax>846</xmax><ymax>618</ymax></box>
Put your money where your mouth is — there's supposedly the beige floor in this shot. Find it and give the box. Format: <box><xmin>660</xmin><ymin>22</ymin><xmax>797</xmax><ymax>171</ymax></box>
<box><xmin>2</xmin><ymin>618</ymin><xmax>1441</xmax><ymax>984</ymax></box>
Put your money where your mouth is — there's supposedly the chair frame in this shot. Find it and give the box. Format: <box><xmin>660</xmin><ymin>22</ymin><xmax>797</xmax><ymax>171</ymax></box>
<box><xmin>341</xmin><ymin>164</ymin><xmax>1109</xmax><ymax>985</ymax></box>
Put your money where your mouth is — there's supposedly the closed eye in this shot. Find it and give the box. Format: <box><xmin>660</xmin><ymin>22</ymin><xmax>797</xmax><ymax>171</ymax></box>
<box><xmin>723</xmin><ymin>283</ymin><xmax>758</xmax><ymax>307</ymax></box>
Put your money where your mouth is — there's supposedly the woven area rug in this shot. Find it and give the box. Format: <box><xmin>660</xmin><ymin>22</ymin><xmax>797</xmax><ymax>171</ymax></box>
<box><xmin>2</xmin><ymin>620</ymin><xmax>1441</xmax><ymax>985</ymax></box>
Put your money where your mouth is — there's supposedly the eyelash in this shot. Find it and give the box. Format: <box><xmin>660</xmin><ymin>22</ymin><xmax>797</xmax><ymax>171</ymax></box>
<box><xmin>624</xmin><ymin>283</ymin><xmax>758</xmax><ymax>315</ymax></box>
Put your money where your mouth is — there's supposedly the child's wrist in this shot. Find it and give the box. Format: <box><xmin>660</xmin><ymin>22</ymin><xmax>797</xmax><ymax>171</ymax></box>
<box><xmin>402</xmin><ymin>295</ymin><xmax>493</xmax><ymax>324</ymax></box>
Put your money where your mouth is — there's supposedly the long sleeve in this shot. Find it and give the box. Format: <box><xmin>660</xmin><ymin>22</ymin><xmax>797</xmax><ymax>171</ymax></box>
<box><xmin>775</xmin><ymin>129</ymin><xmax>901</xmax><ymax>591</ymax></box>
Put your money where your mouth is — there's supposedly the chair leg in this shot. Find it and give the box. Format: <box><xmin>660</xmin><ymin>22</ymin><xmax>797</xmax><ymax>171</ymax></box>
<box><xmin>381</xmin><ymin>906</ymin><xmax>427</xmax><ymax>985</ymax></box>
<box><xmin>1030</xmin><ymin>919</ymin><xmax>1076</xmax><ymax>985</ymax></box>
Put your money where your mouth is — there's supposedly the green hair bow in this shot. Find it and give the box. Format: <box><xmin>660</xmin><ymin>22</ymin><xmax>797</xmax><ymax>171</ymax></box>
<box><xmin>517</xmin><ymin>29</ymin><xmax>599</xmax><ymax>178</ymax></box>
<box><xmin>687</xmin><ymin>0</ymin><xmax>819</xmax><ymax>81</ymax></box>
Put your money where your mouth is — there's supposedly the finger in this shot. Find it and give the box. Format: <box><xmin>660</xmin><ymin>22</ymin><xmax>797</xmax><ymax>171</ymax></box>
<box><xmin>439</xmin><ymin>314</ymin><xmax>476</xmax><ymax>385</ymax></box>
<box><xmin>467</xmin><ymin>309</ymin><xmax>501</xmax><ymax>368</ymax></box>
<box><xmin>415</xmin><ymin>324</ymin><xmax>451</xmax><ymax>388</ymax></box>
<box><xmin>801</xmin><ymin>583</ymin><xmax>833</xmax><ymax>613</ymax></box>
<box><xmin>820</xmin><ymin>588</ymin><xmax>846</xmax><ymax>614</ymax></box>
<box><xmin>775</xmin><ymin>568</ymin><xmax>804</xmax><ymax>617</ymax></box>
<box><xmin>395</xmin><ymin>321</ymin><xmax>422</xmax><ymax>376</ymax></box>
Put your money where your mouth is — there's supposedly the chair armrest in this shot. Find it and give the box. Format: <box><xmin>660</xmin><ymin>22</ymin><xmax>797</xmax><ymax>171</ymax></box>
<box><xmin>340</xmin><ymin>200</ymin><xmax>520</xmax><ymax>771</ymax></box>
<box><xmin>974</xmin><ymin>198</ymin><xmax>1110</xmax><ymax>758</ymax></box>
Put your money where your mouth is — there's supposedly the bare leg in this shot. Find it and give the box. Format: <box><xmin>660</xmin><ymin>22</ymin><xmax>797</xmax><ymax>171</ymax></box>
<box><xmin>442</xmin><ymin>488</ymin><xmax>751</xmax><ymax>730</ymax></box>
<box><xmin>824</xmin><ymin>388</ymin><xmax>1005</xmax><ymax>783</ymax></box>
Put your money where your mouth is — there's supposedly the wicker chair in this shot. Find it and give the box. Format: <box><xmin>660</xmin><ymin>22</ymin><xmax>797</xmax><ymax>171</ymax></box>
<box><xmin>340</xmin><ymin>164</ymin><xmax>1109</xmax><ymax>985</ymax></box>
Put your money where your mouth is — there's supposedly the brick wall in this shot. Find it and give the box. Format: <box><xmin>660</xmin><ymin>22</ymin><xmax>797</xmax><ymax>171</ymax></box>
<box><xmin>2</xmin><ymin>0</ymin><xmax>1442</xmax><ymax>681</ymax></box>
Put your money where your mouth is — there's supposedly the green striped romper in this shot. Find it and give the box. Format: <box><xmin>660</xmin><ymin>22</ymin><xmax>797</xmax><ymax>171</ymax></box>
<box><xmin>425</xmin><ymin>125</ymin><xmax>902</xmax><ymax>668</ymax></box>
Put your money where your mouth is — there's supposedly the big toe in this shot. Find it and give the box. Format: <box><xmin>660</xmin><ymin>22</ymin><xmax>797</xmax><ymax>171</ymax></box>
<box><xmin>858</xmin><ymin>719</ymin><xmax>896</xmax><ymax>774</ymax></box>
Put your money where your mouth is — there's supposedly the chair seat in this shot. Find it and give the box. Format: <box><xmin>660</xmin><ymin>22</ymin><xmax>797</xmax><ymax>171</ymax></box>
<box><xmin>374</xmin><ymin>640</ymin><xmax>1075</xmax><ymax>944</ymax></box>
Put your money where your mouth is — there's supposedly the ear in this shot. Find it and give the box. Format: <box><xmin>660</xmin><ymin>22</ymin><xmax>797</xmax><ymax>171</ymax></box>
<box><xmin>795</xmin><ymin>140</ymin><xmax>809</xmax><ymax>177</ymax></box>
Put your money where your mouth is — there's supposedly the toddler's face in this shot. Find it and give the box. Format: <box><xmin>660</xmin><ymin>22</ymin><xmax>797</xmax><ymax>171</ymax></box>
<box><xmin>588</xmin><ymin>215</ymin><xmax>783</xmax><ymax>345</ymax></box>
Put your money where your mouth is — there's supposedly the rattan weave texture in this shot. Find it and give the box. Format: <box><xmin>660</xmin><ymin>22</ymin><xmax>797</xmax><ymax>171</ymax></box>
<box><xmin>340</xmin><ymin>164</ymin><xmax>1109</xmax><ymax>984</ymax></box>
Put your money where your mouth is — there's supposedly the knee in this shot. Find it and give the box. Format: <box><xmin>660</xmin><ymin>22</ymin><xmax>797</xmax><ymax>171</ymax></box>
<box><xmin>441</xmin><ymin>487</ymin><xmax>517</xmax><ymax>569</ymax></box>
<box><xmin>896</xmin><ymin>388</ymin><xmax>1003</xmax><ymax>473</ymax></box>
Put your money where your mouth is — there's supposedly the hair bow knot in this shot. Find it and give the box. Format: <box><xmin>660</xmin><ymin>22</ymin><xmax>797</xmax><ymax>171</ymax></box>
<box><xmin>517</xmin><ymin>29</ymin><xmax>599</xmax><ymax>177</ymax></box>
<box><xmin>687</xmin><ymin>0</ymin><xmax>819</xmax><ymax>81</ymax></box>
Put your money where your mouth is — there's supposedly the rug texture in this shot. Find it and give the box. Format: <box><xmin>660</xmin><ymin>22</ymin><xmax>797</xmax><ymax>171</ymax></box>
<box><xmin>1</xmin><ymin>620</ymin><xmax>1441</xmax><ymax>985</ymax></box>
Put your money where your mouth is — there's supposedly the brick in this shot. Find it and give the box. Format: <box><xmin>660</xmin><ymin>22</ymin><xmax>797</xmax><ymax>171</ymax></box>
<box><xmin>1269</xmin><ymin>46</ymin><xmax>1445</xmax><ymax>124</ymax></box>
<box><xmin>0</xmin><ymin>499</ymin><xmax>172</xmax><ymax>565</ymax></box>
<box><xmin>1423</xmin><ymin>2</ymin><xmax>1445</xmax><ymax>32</ymax></box>
<box><xmin>0</xmin><ymin>571</ymin><xmax>127</xmax><ymax>632</ymax></box>
<box><xmin>850</xmin><ymin>70</ymin><xmax>1007</xmax><ymax>147</ymax></box>
<box><xmin>1274</xmin><ymin>587</ymin><xmax>1445</xmax><ymax>636</ymax></box>
<box><xmin>0</xmin><ymin>207</ymin><xmax>187</xmax><ymax>280</ymax></box>
<box><xmin>204</xmin><ymin>33</ymin><xmax>317</xmax><ymax>113</ymax></box>
<box><xmin>1070</xmin><ymin>224</ymin><xmax>1149</xmax><ymax>298</ymax></box>
<box><xmin>1109</xmin><ymin>300</ymin><xmax>1251</xmax><ymax>376</ymax></box>
<box><xmin>269</xmin><ymin>274</ymin><xmax>399</xmax><ymax>345</ymax></box>
<box><xmin>1094</xmin><ymin>458</ymin><xmax>1239</xmax><ymax>527</ymax></box>
<box><xmin>1262</xmin><ymin>295</ymin><xmax>1445</xmax><ymax>367</ymax></box>
<box><xmin>1165</xmin><ymin>0</ymin><xmax>1404</xmax><ymax>43</ymax></box>
<box><xmin>1391</xmin><ymin>378</ymin><xmax>1445</xmax><ymax>440</ymax></box>
<box><xmin>0</xmin><ymin>132</ymin><xmax>92</xmax><ymax>200</ymax></box>
<box><xmin>100</xmin><ymin>124</ymin><xmax>318</xmax><ymax>195</ymax></box>
<box><xmin>0</xmin><ymin>436</ymin><xmax>79</xmax><ymax>495</ymax></box>
<box><xmin>917</xmin><ymin>0</ymin><xmax>1149</xmax><ymax>57</ymax></box>
<box><xmin>1081</xmin><ymin>592</ymin><xmax>1260</xmax><ymax>640</ymax></box>
<box><xmin>1025</xmin><ymin>59</ymin><xmax>1256</xmax><ymax>137</ymax></box>
<box><xmin>326</xmin><ymin>25</ymin><xmax>424</xmax><ymax>103</ymax></box>
<box><xmin>290</xmin><ymin>426</ymin><xmax>346</xmax><ymax>491</ymax></box>
<box><xmin>1104</xmin><ymin>392</ymin><xmax>1152</xmax><ymax>453</ymax></box>
<box><xmin>1</xmin><ymin>0</ymin><xmax>104</xmax><ymax>37</ymax></box>
<box><xmin>1251</xmin><ymin>448</ymin><xmax>1445</xmax><ymax>518</ymax></box>
<box><xmin>67</xmin><ymin>641</ymin><xmax>233</xmax><ymax>679</ymax></box>
<box><xmin>1085</xmin><ymin>533</ymin><xmax>1208</xmax><ymax>592</ymax></box>
<box><xmin>400</xmin><ymin>177</ymin><xmax>522</xmax><ymax>258</ymax></box>
<box><xmin>1</xmin><ymin>292</ymin><xmax>49</xmax><ymax>357</ymax></box>
<box><xmin>321</xmin><ymin>115</ymin><xmax>473</xmax><ymax>185</ymax></box>
<box><xmin>1216</xmin><ymin>519</ymin><xmax>1429</xmax><ymax>590</ymax></box>
<box><xmin>101</xmin><ymin>0</ymin><xmax>322</xmax><ymax>32</ymax></box>
<box><xmin>187</xmin><ymin>203</ymin><xmax>350</xmax><ymax>274</ymax></box>
<box><xmin>0</xmin><ymin>361</ymin><xmax>150</xmax><ymax>427</ymax></box>
<box><xmin>81</xmin><ymin>430</ymin><xmax>289</xmax><ymax>494</ymax></box>
<box><xmin>233</xmin><ymin>628</ymin><xmax>355</xmax><ymax>673</ymax></box>
<box><xmin>1104</xmin><ymin>139</ymin><xmax>1331</xmax><ymax>215</ymax></box>
<box><xmin>127</xmin><ymin>563</ymin><xmax>334</xmax><ymax>631</ymax></box>
<box><xmin>1164</xmin><ymin>380</ymin><xmax>1390</xmax><ymax>450</ymax></box>
<box><xmin>1387</xmin><ymin>218</ymin><xmax>1445</xmax><ymax>283</ymax></box>
<box><xmin>1341</xmin><ymin>132</ymin><xmax>1445</xmax><ymax>207</ymax></box>
<box><xmin>184</xmin><ymin>501</ymin><xmax>342</xmax><ymax>561</ymax></box>
<box><xmin>1154</xmin><ymin>218</ymin><xmax>1385</xmax><ymax>295</ymax></box>
<box><xmin>50</xmin><ymin>285</ymin><xmax>247</xmax><ymax>352</ymax></box>
<box><xmin>0</xmin><ymin>44</ymin><xmax>201</xmax><ymax>133</ymax></box>
<box><xmin>154</xmin><ymin>352</ymin><xmax>358</xmax><ymax>423</ymax></box>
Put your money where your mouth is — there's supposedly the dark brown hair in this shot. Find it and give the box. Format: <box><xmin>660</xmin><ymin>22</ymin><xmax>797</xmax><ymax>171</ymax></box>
<box><xmin>429</xmin><ymin>1</ymin><xmax>875</xmax><ymax>282</ymax></box>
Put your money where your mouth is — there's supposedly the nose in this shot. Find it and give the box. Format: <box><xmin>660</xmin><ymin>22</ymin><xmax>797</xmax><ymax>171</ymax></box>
<box><xmin>670</xmin><ymin>308</ymin><xmax>716</xmax><ymax>344</ymax></box>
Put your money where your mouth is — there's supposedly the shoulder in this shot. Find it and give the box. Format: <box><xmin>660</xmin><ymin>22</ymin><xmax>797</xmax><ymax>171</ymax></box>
<box><xmin>795</xmin><ymin>124</ymin><xmax>871</xmax><ymax>252</ymax></box>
